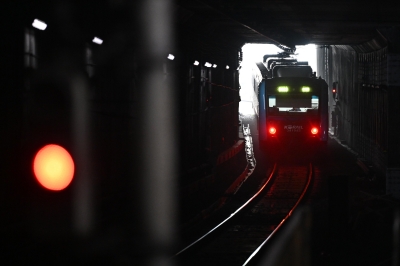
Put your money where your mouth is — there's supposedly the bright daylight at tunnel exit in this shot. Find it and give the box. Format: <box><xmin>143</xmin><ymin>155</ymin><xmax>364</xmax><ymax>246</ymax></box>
<box><xmin>239</xmin><ymin>43</ymin><xmax>317</xmax><ymax>109</ymax></box>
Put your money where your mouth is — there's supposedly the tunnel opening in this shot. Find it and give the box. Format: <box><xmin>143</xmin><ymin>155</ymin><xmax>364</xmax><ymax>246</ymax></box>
<box><xmin>239</xmin><ymin>43</ymin><xmax>317</xmax><ymax>115</ymax></box>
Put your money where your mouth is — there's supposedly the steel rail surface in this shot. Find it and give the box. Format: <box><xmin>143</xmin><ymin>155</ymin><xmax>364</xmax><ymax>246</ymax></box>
<box><xmin>242</xmin><ymin>163</ymin><xmax>313</xmax><ymax>266</ymax></box>
<box><xmin>173</xmin><ymin>162</ymin><xmax>278</xmax><ymax>258</ymax></box>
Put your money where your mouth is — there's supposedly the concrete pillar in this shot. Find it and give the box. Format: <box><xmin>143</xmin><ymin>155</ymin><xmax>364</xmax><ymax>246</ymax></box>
<box><xmin>134</xmin><ymin>0</ymin><xmax>178</xmax><ymax>264</ymax></box>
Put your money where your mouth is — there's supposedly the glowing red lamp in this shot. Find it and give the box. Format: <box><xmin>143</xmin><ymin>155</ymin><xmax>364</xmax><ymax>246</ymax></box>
<box><xmin>33</xmin><ymin>144</ymin><xmax>75</xmax><ymax>191</ymax></box>
<box><xmin>311</xmin><ymin>127</ymin><xmax>319</xmax><ymax>135</ymax></box>
<box><xmin>269</xmin><ymin>127</ymin><xmax>277</xmax><ymax>135</ymax></box>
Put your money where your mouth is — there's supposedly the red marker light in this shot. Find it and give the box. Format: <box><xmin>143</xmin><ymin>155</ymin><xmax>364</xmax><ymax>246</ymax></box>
<box><xmin>268</xmin><ymin>127</ymin><xmax>277</xmax><ymax>135</ymax></box>
<box><xmin>311</xmin><ymin>127</ymin><xmax>319</xmax><ymax>135</ymax></box>
<box><xmin>33</xmin><ymin>144</ymin><xmax>75</xmax><ymax>191</ymax></box>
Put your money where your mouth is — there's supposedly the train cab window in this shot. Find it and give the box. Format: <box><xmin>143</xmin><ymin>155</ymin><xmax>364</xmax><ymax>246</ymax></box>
<box><xmin>268</xmin><ymin>95</ymin><xmax>319</xmax><ymax>114</ymax></box>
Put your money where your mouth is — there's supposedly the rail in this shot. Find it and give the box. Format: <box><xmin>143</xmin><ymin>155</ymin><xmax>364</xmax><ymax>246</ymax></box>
<box><xmin>173</xmin><ymin>163</ymin><xmax>278</xmax><ymax>257</ymax></box>
<box><xmin>174</xmin><ymin>162</ymin><xmax>314</xmax><ymax>266</ymax></box>
<box><xmin>242</xmin><ymin>163</ymin><xmax>314</xmax><ymax>266</ymax></box>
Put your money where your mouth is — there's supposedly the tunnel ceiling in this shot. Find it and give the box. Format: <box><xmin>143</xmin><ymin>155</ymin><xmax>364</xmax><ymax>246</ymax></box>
<box><xmin>177</xmin><ymin>0</ymin><xmax>400</xmax><ymax>50</ymax></box>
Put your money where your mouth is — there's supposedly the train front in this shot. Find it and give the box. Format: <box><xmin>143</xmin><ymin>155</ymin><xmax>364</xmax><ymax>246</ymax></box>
<box><xmin>260</xmin><ymin>77</ymin><xmax>328</xmax><ymax>151</ymax></box>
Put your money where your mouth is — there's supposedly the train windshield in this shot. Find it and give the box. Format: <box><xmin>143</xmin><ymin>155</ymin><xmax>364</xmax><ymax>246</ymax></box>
<box><xmin>268</xmin><ymin>95</ymin><xmax>319</xmax><ymax>114</ymax></box>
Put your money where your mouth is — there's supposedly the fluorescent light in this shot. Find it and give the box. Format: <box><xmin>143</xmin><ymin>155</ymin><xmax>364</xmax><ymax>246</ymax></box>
<box><xmin>92</xmin><ymin>37</ymin><xmax>103</xmax><ymax>45</ymax></box>
<box><xmin>167</xmin><ymin>54</ymin><xmax>175</xmax><ymax>60</ymax></box>
<box><xmin>32</xmin><ymin>19</ymin><xmax>47</xmax><ymax>30</ymax></box>
<box><xmin>213</xmin><ymin>64</ymin><xmax>217</xmax><ymax>68</ymax></box>
<box><xmin>194</xmin><ymin>60</ymin><xmax>199</xmax><ymax>66</ymax></box>
<box><xmin>226</xmin><ymin>65</ymin><xmax>230</xmax><ymax>69</ymax></box>
<box><xmin>204</xmin><ymin>62</ymin><xmax>212</xmax><ymax>67</ymax></box>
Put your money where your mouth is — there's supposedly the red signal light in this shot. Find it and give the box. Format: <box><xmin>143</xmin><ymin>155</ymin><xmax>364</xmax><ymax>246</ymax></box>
<box><xmin>33</xmin><ymin>144</ymin><xmax>75</xmax><ymax>191</ymax></box>
<box><xmin>268</xmin><ymin>127</ymin><xmax>277</xmax><ymax>135</ymax></box>
<box><xmin>311</xmin><ymin>127</ymin><xmax>319</xmax><ymax>135</ymax></box>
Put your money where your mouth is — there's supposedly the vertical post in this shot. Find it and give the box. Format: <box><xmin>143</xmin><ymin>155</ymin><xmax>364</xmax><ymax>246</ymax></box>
<box><xmin>46</xmin><ymin>1</ymin><xmax>94</xmax><ymax>237</ymax></box>
<box><xmin>71</xmin><ymin>75</ymin><xmax>93</xmax><ymax>236</ymax></box>
<box><xmin>200</xmin><ymin>66</ymin><xmax>207</xmax><ymax>156</ymax></box>
<box><xmin>134</xmin><ymin>0</ymin><xmax>177</xmax><ymax>264</ymax></box>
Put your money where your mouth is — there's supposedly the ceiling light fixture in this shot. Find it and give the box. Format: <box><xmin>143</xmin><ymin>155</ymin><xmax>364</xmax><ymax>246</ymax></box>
<box><xmin>92</xmin><ymin>37</ymin><xmax>103</xmax><ymax>45</ymax></box>
<box><xmin>32</xmin><ymin>19</ymin><xmax>47</xmax><ymax>30</ymax></box>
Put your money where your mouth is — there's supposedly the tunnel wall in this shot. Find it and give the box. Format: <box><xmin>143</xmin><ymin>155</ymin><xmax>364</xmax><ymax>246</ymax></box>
<box><xmin>319</xmin><ymin>39</ymin><xmax>400</xmax><ymax>198</ymax></box>
<box><xmin>177</xmin><ymin>37</ymin><xmax>241</xmax><ymax>176</ymax></box>
<box><xmin>318</xmin><ymin>45</ymin><xmax>389</xmax><ymax>176</ymax></box>
<box><xmin>177</xmin><ymin>52</ymin><xmax>247</xmax><ymax>224</ymax></box>
<box><xmin>355</xmin><ymin>48</ymin><xmax>388</xmax><ymax>173</ymax></box>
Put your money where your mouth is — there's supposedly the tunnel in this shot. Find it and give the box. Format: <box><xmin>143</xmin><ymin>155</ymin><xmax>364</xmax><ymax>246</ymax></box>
<box><xmin>1</xmin><ymin>0</ymin><xmax>400</xmax><ymax>265</ymax></box>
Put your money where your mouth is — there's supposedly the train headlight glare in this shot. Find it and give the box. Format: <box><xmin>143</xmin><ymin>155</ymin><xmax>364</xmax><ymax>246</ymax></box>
<box><xmin>278</xmin><ymin>86</ymin><xmax>289</xmax><ymax>92</ymax></box>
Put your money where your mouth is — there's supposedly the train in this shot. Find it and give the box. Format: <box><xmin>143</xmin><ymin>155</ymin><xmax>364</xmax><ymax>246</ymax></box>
<box><xmin>250</xmin><ymin>51</ymin><xmax>328</xmax><ymax>151</ymax></box>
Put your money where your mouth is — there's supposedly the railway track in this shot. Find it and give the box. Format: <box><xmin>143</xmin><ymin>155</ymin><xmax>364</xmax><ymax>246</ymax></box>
<box><xmin>174</xmin><ymin>162</ymin><xmax>314</xmax><ymax>266</ymax></box>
